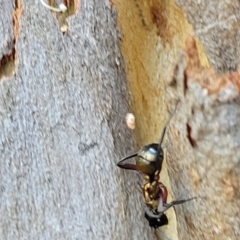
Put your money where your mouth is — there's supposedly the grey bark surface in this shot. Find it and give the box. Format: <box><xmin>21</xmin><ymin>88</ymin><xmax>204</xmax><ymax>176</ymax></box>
<box><xmin>2</xmin><ymin>0</ymin><xmax>240</xmax><ymax>240</ymax></box>
<box><xmin>164</xmin><ymin>2</ymin><xmax>240</xmax><ymax>239</ymax></box>
<box><xmin>176</xmin><ymin>0</ymin><xmax>240</xmax><ymax>72</ymax></box>
<box><xmin>166</xmin><ymin>39</ymin><xmax>240</xmax><ymax>239</ymax></box>
<box><xmin>0</xmin><ymin>1</ymin><xmax>14</xmax><ymax>57</ymax></box>
<box><xmin>0</xmin><ymin>0</ymin><xmax>156</xmax><ymax>239</ymax></box>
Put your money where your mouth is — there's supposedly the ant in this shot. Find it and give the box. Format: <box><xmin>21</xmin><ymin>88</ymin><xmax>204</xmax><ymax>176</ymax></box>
<box><xmin>117</xmin><ymin>110</ymin><xmax>196</xmax><ymax>230</ymax></box>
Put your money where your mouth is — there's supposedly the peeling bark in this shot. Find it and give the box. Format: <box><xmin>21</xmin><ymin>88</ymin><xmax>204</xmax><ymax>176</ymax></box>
<box><xmin>1</xmin><ymin>0</ymin><xmax>240</xmax><ymax>239</ymax></box>
<box><xmin>167</xmin><ymin>37</ymin><xmax>240</xmax><ymax>239</ymax></box>
<box><xmin>113</xmin><ymin>1</ymin><xmax>240</xmax><ymax>239</ymax></box>
<box><xmin>0</xmin><ymin>0</ymin><xmax>155</xmax><ymax>239</ymax></box>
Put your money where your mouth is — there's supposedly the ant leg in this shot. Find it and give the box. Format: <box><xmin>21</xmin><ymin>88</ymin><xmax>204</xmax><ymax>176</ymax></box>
<box><xmin>117</xmin><ymin>153</ymin><xmax>138</xmax><ymax>170</ymax></box>
<box><xmin>157</xmin><ymin>184</ymin><xmax>168</xmax><ymax>212</ymax></box>
<box><xmin>157</xmin><ymin>186</ymin><xmax>196</xmax><ymax>213</ymax></box>
<box><xmin>162</xmin><ymin>197</ymin><xmax>197</xmax><ymax>212</ymax></box>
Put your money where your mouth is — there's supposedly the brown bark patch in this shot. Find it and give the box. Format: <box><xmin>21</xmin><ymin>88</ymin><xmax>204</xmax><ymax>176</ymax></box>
<box><xmin>151</xmin><ymin>1</ymin><xmax>172</xmax><ymax>46</ymax></box>
<box><xmin>184</xmin><ymin>37</ymin><xmax>240</xmax><ymax>99</ymax></box>
<box><xmin>0</xmin><ymin>0</ymin><xmax>22</xmax><ymax>79</ymax></box>
<box><xmin>167</xmin><ymin>36</ymin><xmax>240</xmax><ymax>239</ymax></box>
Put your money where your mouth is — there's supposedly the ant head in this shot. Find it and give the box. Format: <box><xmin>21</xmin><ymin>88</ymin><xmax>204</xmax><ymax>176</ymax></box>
<box><xmin>117</xmin><ymin>106</ymin><xmax>176</xmax><ymax>177</ymax></box>
<box><xmin>136</xmin><ymin>143</ymin><xmax>163</xmax><ymax>176</ymax></box>
<box><xmin>117</xmin><ymin>143</ymin><xmax>163</xmax><ymax>177</ymax></box>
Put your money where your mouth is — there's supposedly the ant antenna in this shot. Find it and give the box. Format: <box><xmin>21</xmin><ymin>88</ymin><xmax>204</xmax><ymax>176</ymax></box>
<box><xmin>156</xmin><ymin>100</ymin><xmax>180</xmax><ymax>165</ymax></box>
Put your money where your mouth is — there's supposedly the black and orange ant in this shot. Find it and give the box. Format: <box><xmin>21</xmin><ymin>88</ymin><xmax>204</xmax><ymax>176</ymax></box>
<box><xmin>117</xmin><ymin>110</ymin><xmax>196</xmax><ymax>230</ymax></box>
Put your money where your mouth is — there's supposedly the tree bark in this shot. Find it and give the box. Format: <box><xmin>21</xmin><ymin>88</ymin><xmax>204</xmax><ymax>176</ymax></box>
<box><xmin>166</xmin><ymin>37</ymin><xmax>240</xmax><ymax>240</ymax></box>
<box><xmin>113</xmin><ymin>0</ymin><xmax>240</xmax><ymax>240</ymax></box>
<box><xmin>1</xmin><ymin>0</ymin><xmax>240</xmax><ymax>240</ymax></box>
<box><xmin>176</xmin><ymin>0</ymin><xmax>240</xmax><ymax>72</ymax></box>
<box><xmin>0</xmin><ymin>0</ymin><xmax>155</xmax><ymax>239</ymax></box>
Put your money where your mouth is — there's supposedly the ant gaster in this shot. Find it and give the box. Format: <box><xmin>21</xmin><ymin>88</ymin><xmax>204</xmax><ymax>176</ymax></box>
<box><xmin>117</xmin><ymin>110</ymin><xmax>196</xmax><ymax>229</ymax></box>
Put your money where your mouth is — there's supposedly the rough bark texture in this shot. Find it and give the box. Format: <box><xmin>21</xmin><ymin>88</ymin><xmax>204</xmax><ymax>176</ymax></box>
<box><xmin>166</xmin><ymin>37</ymin><xmax>240</xmax><ymax>240</ymax></box>
<box><xmin>0</xmin><ymin>0</ymin><xmax>156</xmax><ymax>239</ymax></box>
<box><xmin>112</xmin><ymin>2</ymin><xmax>194</xmax><ymax>237</ymax></box>
<box><xmin>0</xmin><ymin>0</ymin><xmax>16</xmax><ymax>78</ymax></box>
<box><xmin>167</xmin><ymin>1</ymin><xmax>240</xmax><ymax>239</ymax></box>
<box><xmin>1</xmin><ymin>0</ymin><xmax>240</xmax><ymax>240</ymax></box>
<box><xmin>0</xmin><ymin>1</ymin><xmax>14</xmax><ymax>56</ymax></box>
<box><xmin>113</xmin><ymin>0</ymin><xmax>240</xmax><ymax>240</ymax></box>
<box><xmin>176</xmin><ymin>0</ymin><xmax>240</xmax><ymax>72</ymax></box>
